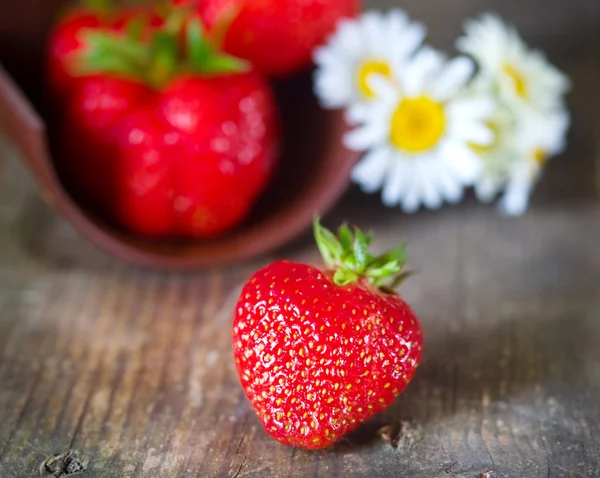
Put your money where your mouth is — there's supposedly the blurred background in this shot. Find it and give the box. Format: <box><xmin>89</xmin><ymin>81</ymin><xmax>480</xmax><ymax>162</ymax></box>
<box><xmin>1</xmin><ymin>0</ymin><xmax>598</xmax><ymax>218</ymax></box>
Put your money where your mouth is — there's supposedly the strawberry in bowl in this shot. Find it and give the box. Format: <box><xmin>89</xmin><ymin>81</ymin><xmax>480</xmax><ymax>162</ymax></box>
<box><xmin>46</xmin><ymin>0</ymin><xmax>166</xmax><ymax>103</ymax></box>
<box><xmin>0</xmin><ymin>0</ymin><xmax>359</xmax><ymax>268</ymax></box>
<box><xmin>174</xmin><ymin>0</ymin><xmax>361</xmax><ymax>77</ymax></box>
<box><xmin>48</xmin><ymin>10</ymin><xmax>280</xmax><ymax>239</ymax></box>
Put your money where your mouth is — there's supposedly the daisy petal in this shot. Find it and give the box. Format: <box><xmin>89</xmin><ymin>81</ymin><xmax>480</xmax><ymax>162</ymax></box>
<box><xmin>366</xmin><ymin>74</ymin><xmax>399</xmax><ymax>102</ymax></box>
<box><xmin>440</xmin><ymin>140</ymin><xmax>481</xmax><ymax>183</ymax></box>
<box><xmin>382</xmin><ymin>155</ymin><xmax>411</xmax><ymax>207</ymax></box>
<box><xmin>343</xmin><ymin>122</ymin><xmax>387</xmax><ymax>151</ymax></box>
<box><xmin>438</xmin><ymin>165</ymin><xmax>464</xmax><ymax>203</ymax></box>
<box><xmin>313</xmin><ymin>9</ymin><xmax>430</xmax><ymax>109</ymax></box>
<box><xmin>385</xmin><ymin>8</ymin><xmax>409</xmax><ymax>31</ymax></box>
<box><xmin>449</xmin><ymin>121</ymin><xmax>494</xmax><ymax>145</ymax></box>
<box><xmin>388</xmin><ymin>10</ymin><xmax>426</xmax><ymax>59</ymax></box>
<box><xmin>456</xmin><ymin>13</ymin><xmax>570</xmax><ymax>112</ymax></box>
<box><xmin>447</xmin><ymin>97</ymin><xmax>495</xmax><ymax>121</ymax></box>
<box><xmin>400</xmin><ymin>23</ymin><xmax>427</xmax><ymax>58</ymax></box>
<box><xmin>475</xmin><ymin>176</ymin><xmax>503</xmax><ymax>203</ymax></box>
<box><xmin>431</xmin><ymin>56</ymin><xmax>474</xmax><ymax>100</ymax></box>
<box><xmin>401</xmin><ymin>177</ymin><xmax>422</xmax><ymax>213</ymax></box>
<box><xmin>335</xmin><ymin>20</ymin><xmax>364</xmax><ymax>57</ymax></box>
<box><xmin>417</xmin><ymin>159</ymin><xmax>443</xmax><ymax>209</ymax></box>
<box><xmin>361</xmin><ymin>11</ymin><xmax>386</xmax><ymax>53</ymax></box>
<box><xmin>313</xmin><ymin>47</ymin><xmax>343</xmax><ymax>68</ymax></box>
<box><xmin>401</xmin><ymin>47</ymin><xmax>445</xmax><ymax>96</ymax></box>
<box><xmin>498</xmin><ymin>187</ymin><xmax>531</xmax><ymax>216</ymax></box>
<box><xmin>345</xmin><ymin>103</ymin><xmax>369</xmax><ymax>124</ymax></box>
<box><xmin>351</xmin><ymin>148</ymin><xmax>391</xmax><ymax>192</ymax></box>
<box><xmin>347</xmin><ymin>99</ymin><xmax>392</xmax><ymax>126</ymax></box>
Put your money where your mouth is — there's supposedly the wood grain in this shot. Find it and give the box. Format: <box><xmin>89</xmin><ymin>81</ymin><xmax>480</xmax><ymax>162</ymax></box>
<box><xmin>1</xmin><ymin>0</ymin><xmax>600</xmax><ymax>476</ymax></box>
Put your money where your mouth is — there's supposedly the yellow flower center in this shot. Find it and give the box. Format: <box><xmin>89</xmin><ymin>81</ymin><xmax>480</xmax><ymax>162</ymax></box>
<box><xmin>390</xmin><ymin>97</ymin><xmax>446</xmax><ymax>153</ymax></box>
<box><xmin>503</xmin><ymin>63</ymin><xmax>528</xmax><ymax>99</ymax></box>
<box><xmin>533</xmin><ymin>148</ymin><xmax>548</xmax><ymax>166</ymax></box>
<box><xmin>356</xmin><ymin>60</ymin><xmax>392</xmax><ymax>99</ymax></box>
<box><xmin>470</xmin><ymin>121</ymin><xmax>499</xmax><ymax>154</ymax></box>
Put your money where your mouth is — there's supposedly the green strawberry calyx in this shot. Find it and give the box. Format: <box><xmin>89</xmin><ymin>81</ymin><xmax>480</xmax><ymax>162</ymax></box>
<box><xmin>314</xmin><ymin>218</ymin><xmax>413</xmax><ymax>289</ymax></box>
<box><xmin>80</xmin><ymin>0</ymin><xmax>156</xmax><ymax>18</ymax></box>
<box><xmin>185</xmin><ymin>18</ymin><xmax>248</xmax><ymax>76</ymax></box>
<box><xmin>81</xmin><ymin>0</ymin><xmax>113</xmax><ymax>16</ymax></box>
<box><xmin>68</xmin><ymin>5</ymin><xmax>248</xmax><ymax>90</ymax></box>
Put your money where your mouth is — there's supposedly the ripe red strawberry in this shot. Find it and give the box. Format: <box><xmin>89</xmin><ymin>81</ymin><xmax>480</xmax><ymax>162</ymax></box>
<box><xmin>173</xmin><ymin>0</ymin><xmax>361</xmax><ymax>77</ymax></box>
<box><xmin>46</xmin><ymin>7</ymin><xmax>103</xmax><ymax>101</ymax></box>
<box><xmin>53</xmin><ymin>17</ymin><xmax>279</xmax><ymax>238</ymax></box>
<box><xmin>233</xmin><ymin>219</ymin><xmax>423</xmax><ymax>449</ymax></box>
<box><xmin>45</xmin><ymin>1</ymin><xmax>164</xmax><ymax>102</ymax></box>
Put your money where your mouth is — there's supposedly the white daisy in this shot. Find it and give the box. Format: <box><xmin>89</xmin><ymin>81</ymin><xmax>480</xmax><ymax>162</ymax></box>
<box><xmin>313</xmin><ymin>9</ymin><xmax>426</xmax><ymax>110</ymax></box>
<box><xmin>465</xmin><ymin>78</ymin><xmax>521</xmax><ymax>202</ymax></box>
<box><xmin>456</xmin><ymin>13</ymin><xmax>570</xmax><ymax>113</ymax></box>
<box><xmin>472</xmin><ymin>107</ymin><xmax>518</xmax><ymax>203</ymax></box>
<box><xmin>345</xmin><ymin>47</ymin><xmax>495</xmax><ymax>213</ymax></box>
<box><xmin>499</xmin><ymin>108</ymin><xmax>570</xmax><ymax>216</ymax></box>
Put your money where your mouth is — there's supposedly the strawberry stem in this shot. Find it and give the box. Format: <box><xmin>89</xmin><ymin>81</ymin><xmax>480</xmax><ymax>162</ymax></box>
<box><xmin>67</xmin><ymin>5</ymin><xmax>248</xmax><ymax>89</ymax></box>
<box><xmin>185</xmin><ymin>18</ymin><xmax>248</xmax><ymax>75</ymax></box>
<box><xmin>82</xmin><ymin>0</ymin><xmax>113</xmax><ymax>17</ymax></box>
<box><xmin>208</xmin><ymin>0</ymin><xmax>242</xmax><ymax>49</ymax></box>
<box><xmin>313</xmin><ymin>218</ymin><xmax>410</xmax><ymax>289</ymax></box>
<box><xmin>70</xmin><ymin>29</ymin><xmax>150</xmax><ymax>83</ymax></box>
<box><xmin>147</xmin><ymin>31</ymin><xmax>180</xmax><ymax>88</ymax></box>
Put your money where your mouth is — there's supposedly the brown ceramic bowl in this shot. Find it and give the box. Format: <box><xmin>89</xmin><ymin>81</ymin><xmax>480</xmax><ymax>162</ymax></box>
<box><xmin>0</xmin><ymin>0</ymin><xmax>359</xmax><ymax>270</ymax></box>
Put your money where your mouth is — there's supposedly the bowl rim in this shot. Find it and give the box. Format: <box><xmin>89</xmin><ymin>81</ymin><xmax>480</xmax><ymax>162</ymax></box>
<box><xmin>0</xmin><ymin>63</ymin><xmax>361</xmax><ymax>270</ymax></box>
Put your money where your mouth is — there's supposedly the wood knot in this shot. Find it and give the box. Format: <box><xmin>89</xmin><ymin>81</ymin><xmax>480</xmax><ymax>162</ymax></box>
<box><xmin>476</xmin><ymin>471</ymin><xmax>497</xmax><ymax>478</ymax></box>
<box><xmin>377</xmin><ymin>419</ymin><xmax>423</xmax><ymax>449</ymax></box>
<box><xmin>39</xmin><ymin>450</ymin><xmax>87</xmax><ymax>477</ymax></box>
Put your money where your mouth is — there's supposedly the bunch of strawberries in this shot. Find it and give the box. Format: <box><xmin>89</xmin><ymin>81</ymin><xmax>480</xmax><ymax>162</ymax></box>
<box><xmin>46</xmin><ymin>0</ymin><xmax>359</xmax><ymax>238</ymax></box>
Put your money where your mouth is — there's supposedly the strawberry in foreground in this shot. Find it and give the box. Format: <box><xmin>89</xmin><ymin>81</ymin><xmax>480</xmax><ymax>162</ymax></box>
<box><xmin>233</xmin><ymin>219</ymin><xmax>423</xmax><ymax>449</ymax></box>
<box><xmin>174</xmin><ymin>0</ymin><xmax>360</xmax><ymax>77</ymax></box>
<box><xmin>53</xmin><ymin>16</ymin><xmax>279</xmax><ymax>238</ymax></box>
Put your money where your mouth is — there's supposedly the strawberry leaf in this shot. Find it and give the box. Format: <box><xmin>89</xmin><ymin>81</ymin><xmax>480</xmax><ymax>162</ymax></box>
<box><xmin>148</xmin><ymin>31</ymin><xmax>180</xmax><ymax>88</ymax></box>
<box><xmin>313</xmin><ymin>220</ymin><xmax>412</xmax><ymax>290</ymax></box>
<box><xmin>208</xmin><ymin>0</ymin><xmax>242</xmax><ymax>49</ymax></box>
<box><xmin>314</xmin><ymin>218</ymin><xmax>343</xmax><ymax>268</ymax></box>
<box><xmin>368</xmin><ymin>243</ymin><xmax>406</xmax><ymax>270</ymax></box>
<box><xmin>187</xmin><ymin>19</ymin><xmax>212</xmax><ymax>65</ymax></box>
<box><xmin>333</xmin><ymin>269</ymin><xmax>359</xmax><ymax>286</ymax></box>
<box><xmin>353</xmin><ymin>230</ymin><xmax>369</xmax><ymax>272</ymax></box>
<box><xmin>80</xmin><ymin>30</ymin><xmax>148</xmax><ymax>62</ymax></box>
<box><xmin>124</xmin><ymin>16</ymin><xmax>148</xmax><ymax>41</ymax></box>
<box><xmin>70</xmin><ymin>30</ymin><xmax>149</xmax><ymax>81</ymax></box>
<box><xmin>200</xmin><ymin>54</ymin><xmax>249</xmax><ymax>74</ymax></box>
<box><xmin>389</xmin><ymin>270</ymin><xmax>416</xmax><ymax>289</ymax></box>
<box><xmin>367</xmin><ymin>262</ymin><xmax>401</xmax><ymax>280</ymax></box>
<box><xmin>186</xmin><ymin>18</ymin><xmax>249</xmax><ymax>75</ymax></box>
<box><xmin>337</xmin><ymin>223</ymin><xmax>353</xmax><ymax>253</ymax></box>
<box><xmin>342</xmin><ymin>254</ymin><xmax>357</xmax><ymax>271</ymax></box>
<box><xmin>387</xmin><ymin>243</ymin><xmax>406</xmax><ymax>263</ymax></box>
<box><xmin>82</xmin><ymin>0</ymin><xmax>113</xmax><ymax>16</ymax></box>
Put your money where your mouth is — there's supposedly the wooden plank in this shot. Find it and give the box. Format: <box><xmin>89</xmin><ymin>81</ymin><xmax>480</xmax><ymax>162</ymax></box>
<box><xmin>2</xmin><ymin>148</ymin><xmax>600</xmax><ymax>478</ymax></box>
<box><xmin>1</xmin><ymin>0</ymin><xmax>599</xmax><ymax>476</ymax></box>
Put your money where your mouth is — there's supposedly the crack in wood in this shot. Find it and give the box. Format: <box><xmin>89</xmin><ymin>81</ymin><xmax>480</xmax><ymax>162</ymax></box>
<box><xmin>0</xmin><ymin>365</ymin><xmax>43</xmax><ymax>460</ymax></box>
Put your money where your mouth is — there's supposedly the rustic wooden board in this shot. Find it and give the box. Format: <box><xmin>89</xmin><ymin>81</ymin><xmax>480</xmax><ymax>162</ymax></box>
<box><xmin>1</xmin><ymin>0</ymin><xmax>600</xmax><ymax>476</ymax></box>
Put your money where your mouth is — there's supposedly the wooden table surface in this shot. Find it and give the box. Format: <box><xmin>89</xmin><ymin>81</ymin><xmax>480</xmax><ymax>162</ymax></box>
<box><xmin>1</xmin><ymin>1</ymin><xmax>599</xmax><ymax>477</ymax></box>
